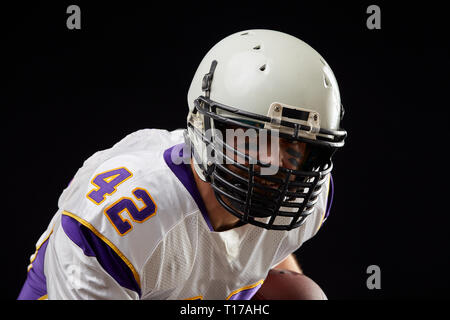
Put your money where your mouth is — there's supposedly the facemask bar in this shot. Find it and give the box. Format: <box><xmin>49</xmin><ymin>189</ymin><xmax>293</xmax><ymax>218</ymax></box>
<box><xmin>189</xmin><ymin>99</ymin><xmax>335</xmax><ymax>230</ymax></box>
<box><xmin>210</xmin><ymin>159</ymin><xmax>332</xmax><ymax>230</ymax></box>
<box><xmin>194</xmin><ymin>96</ymin><xmax>347</xmax><ymax>148</ymax></box>
<box><xmin>215</xmin><ymin>164</ymin><xmax>331</xmax><ymax>229</ymax></box>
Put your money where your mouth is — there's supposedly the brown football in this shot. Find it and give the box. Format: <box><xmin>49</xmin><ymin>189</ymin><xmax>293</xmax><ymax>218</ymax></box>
<box><xmin>252</xmin><ymin>269</ymin><xmax>327</xmax><ymax>300</ymax></box>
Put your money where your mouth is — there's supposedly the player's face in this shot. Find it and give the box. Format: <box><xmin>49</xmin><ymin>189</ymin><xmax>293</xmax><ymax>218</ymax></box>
<box><xmin>224</xmin><ymin>126</ymin><xmax>309</xmax><ymax>190</ymax></box>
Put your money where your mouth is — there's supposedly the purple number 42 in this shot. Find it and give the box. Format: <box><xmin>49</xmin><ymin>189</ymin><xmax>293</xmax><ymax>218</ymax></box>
<box><xmin>86</xmin><ymin>167</ymin><xmax>157</xmax><ymax>235</ymax></box>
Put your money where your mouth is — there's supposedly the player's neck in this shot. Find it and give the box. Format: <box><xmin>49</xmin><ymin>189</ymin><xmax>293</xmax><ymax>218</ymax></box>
<box><xmin>190</xmin><ymin>160</ymin><xmax>241</xmax><ymax>232</ymax></box>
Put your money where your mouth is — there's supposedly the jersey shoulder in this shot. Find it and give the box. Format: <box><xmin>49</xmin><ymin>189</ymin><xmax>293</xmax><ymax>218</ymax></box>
<box><xmin>57</xmin><ymin>129</ymin><xmax>199</xmax><ymax>272</ymax></box>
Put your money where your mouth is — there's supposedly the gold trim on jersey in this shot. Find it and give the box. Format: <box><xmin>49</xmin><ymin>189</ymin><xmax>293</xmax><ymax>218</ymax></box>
<box><xmin>27</xmin><ymin>228</ymin><xmax>54</xmax><ymax>272</ymax></box>
<box><xmin>184</xmin><ymin>295</ymin><xmax>203</xmax><ymax>300</ymax></box>
<box><xmin>37</xmin><ymin>294</ymin><xmax>48</xmax><ymax>300</ymax></box>
<box><xmin>62</xmin><ymin>210</ymin><xmax>141</xmax><ymax>288</ymax></box>
<box><xmin>226</xmin><ymin>279</ymin><xmax>265</xmax><ymax>300</ymax></box>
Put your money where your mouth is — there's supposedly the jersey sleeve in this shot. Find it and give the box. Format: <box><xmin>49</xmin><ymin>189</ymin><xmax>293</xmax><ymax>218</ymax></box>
<box><xmin>44</xmin><ymin>212</ymin><xmax>141</xmax><ymax>299</ymax></box>
<box><xmin>19</xmin><ymin>129</ymin><xmax>187</xmax><ymax>300</ymax></box>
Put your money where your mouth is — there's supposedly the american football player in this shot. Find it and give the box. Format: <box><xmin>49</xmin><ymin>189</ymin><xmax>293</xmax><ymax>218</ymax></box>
<box><xmin>17</xmin><ymin>29</ymin><xmax>346</xmax><ymax>300</ymax></box>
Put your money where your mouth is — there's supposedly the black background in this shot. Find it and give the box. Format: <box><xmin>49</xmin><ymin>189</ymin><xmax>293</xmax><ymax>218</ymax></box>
<box><xmin>4</xmin><ymin>1</ymin><xmax>450</xmax><ymax>301</ymax></box>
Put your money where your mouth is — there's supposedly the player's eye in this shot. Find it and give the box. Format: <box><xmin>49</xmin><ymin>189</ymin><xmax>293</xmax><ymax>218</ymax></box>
<box><xmin>286</xmin><ymin>147</ymin><xmax>303</xmax><ymax>159</ymax></box>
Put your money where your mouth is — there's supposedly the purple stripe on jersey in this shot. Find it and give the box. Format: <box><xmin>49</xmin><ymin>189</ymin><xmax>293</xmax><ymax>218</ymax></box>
<box><xmin>61</xmin><ymin>214</ymin><xmax>141</xmax><ymax>297</ymax></box>
<box><xmin>163</xmin><ymin>144</ymin><xmax>214</xmax><ymax>231</ymax></box>
<box><xmin>324</xmin><ymin>174</ymin><xmax>334</xmax><ymax>221</ymax></box>
<box><xmin>228</xmin><ymin>282</ymin><xmax>263</xmax><ymax>300</ymax></box>
<box><xmin>17</xmin><ymin>240</ymin><xmax>49</xmax><ymax>300</ymax></box>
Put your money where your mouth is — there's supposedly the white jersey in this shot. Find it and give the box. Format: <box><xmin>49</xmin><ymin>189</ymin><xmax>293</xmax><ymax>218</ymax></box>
<box><xmin>17</xmin><ymin>129</ymin><xmax>331</xmax><ymax>300</ymax></box>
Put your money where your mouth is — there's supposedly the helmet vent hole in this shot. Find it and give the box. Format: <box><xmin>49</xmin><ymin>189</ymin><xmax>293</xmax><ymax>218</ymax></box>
<box><xmin>241</xmin><ymin>32</ymin><xmax>249</xmax><ymax>36</ymax></box>
<box><xmin>323</xmin><ymin>74</ymin><xmax>331</xmax><ymax>88</ymax></box>
<box><xmin>253</xmin><ymin>45</ymin><xmax>261</xmax><ymax>50</ymax></box>
<box><xmin>259</xmin><ymin>64</ymin><xmax>267</xmax><ymax>71</ymax></box>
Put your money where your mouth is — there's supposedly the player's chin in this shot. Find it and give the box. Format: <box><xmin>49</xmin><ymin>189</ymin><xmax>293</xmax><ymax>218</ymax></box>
<box><xmin>251</xmin><ymin>269</ymin><xmax>328</xmax><ymax>300</ymax></box>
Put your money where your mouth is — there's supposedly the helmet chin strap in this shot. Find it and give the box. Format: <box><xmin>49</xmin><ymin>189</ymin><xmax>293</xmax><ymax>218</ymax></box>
<box><xmin>192</xmin><ymin>159</ymin><xmax>208</xmax><ymax>182</ymax></box>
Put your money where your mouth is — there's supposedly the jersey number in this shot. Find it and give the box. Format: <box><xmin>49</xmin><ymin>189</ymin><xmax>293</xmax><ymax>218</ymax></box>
<box><xmin>87</xmin><ymin>167</ymin><xmax>132</xmax><ymax>205</ymax></box>
<box><xmin>87</xmin><ymin>167</ymin><xmax>157</xmax><ymax>236</ymax></box>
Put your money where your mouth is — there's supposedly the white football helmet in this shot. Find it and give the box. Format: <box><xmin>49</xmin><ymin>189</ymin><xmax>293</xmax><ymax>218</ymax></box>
<box><xmin>185</xmin><ymin>29</ymin><xmax>346</xmax><ymax>230</ymax></box>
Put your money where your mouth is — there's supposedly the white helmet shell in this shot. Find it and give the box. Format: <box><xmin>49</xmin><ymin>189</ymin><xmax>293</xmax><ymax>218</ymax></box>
<box><xmin>187</xmin><ymin>29</ymin><xmax>342</xmax><ymax>131</ymax></box>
